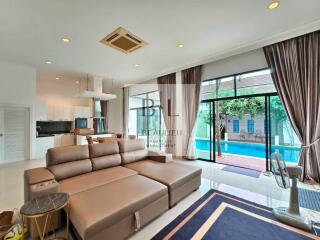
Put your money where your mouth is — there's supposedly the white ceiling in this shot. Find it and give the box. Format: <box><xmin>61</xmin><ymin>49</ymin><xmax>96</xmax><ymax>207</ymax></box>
<box><xmin>1</xmin><ymin>0</ymin><xmax>320</xmax><ymax>86</ymax></box>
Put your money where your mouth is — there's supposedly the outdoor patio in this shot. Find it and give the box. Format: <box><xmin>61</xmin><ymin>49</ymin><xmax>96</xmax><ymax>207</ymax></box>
<box><xmin>216</xmin><ymin>154</ymin><xmax>266</xmax><ymax>172</ymax></box>
<box><xmin>196</xmin><ymin>150</ymin><xmax>266</xmax><ymax>172</ymax></box>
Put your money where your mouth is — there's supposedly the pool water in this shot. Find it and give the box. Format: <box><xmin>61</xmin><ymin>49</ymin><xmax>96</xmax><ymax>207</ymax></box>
<box><xmin>195</xmin><ymin>139</ymin><xmax>301</xmax><ymax>163</ymax></box>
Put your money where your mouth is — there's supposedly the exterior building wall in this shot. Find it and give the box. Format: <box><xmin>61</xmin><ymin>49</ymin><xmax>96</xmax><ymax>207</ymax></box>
<box><xmin>226</xmin><ymin>114</ymin><xmax>265</xmax><ymax>143</ymax></box>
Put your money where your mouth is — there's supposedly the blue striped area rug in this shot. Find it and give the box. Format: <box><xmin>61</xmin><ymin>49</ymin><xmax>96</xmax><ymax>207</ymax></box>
<box><xmin>152</xmin><ymin>190</ymin><xmax>318</xmax><ymax>240</ymax></box>
<box><xmin>299</xmin><ymin>188</ymin><xmax>320</xmax><ymax>212</ymax></box>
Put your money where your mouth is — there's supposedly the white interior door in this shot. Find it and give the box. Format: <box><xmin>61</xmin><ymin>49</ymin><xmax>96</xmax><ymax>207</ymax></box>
<box><xmin>0</xmin><ymin>107</ymin><xmax>28</xmax><ymax>164</ymax></box>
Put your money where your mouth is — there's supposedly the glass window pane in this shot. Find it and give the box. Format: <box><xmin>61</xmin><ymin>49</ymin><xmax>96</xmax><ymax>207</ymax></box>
<box><xmin>129</xmin><ymin>94</ymin><xmax>147</xmax><ymax>109</ymax></box>
<box><xmin>236</xmin><ymin>69</ymin><xmax>276</xmax><ymax>96</ymax></box>
<box><xmin>270</xmin><ymin>96</ymin><xmax>301</xmax><ymax>164</ymax></box>
<box><xmin>216</xmin><ymin>97</ymin><xmax>266</xmax><ymax>171</ymax></box>
<box><xmin>147</xmin><ymin>91</ymin><xmax>160</xmax><ymax>107</ymax></box>
<box><xmin>128</xmin><ymin>91</ymin><xmax>162</xmax><ymax>150</ymax></box>
<box><xmin>148</xmin><ymin>107</ymin><xmax>161</xmax><ymax>150</ymax></box>
<box><xmin>200</xmin><ymin>77</ymin><xmax>235</xmax><ymax>100</ymax></box>
<box><xmin>128</xmin><ymin>109</ymin><xmax>137</xmax><ymax>135</ymax></box>
<box><xmin>195</xmin><ymin>102</ymin><xmax>211</xmax><ymax>160</ymax></box>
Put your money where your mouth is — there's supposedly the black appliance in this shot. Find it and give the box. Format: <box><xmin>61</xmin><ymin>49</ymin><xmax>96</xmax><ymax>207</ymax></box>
<box><xmin>75</xmin><ymin>118</ymin><xmax>88</xmax><ymax>129</ymax></box>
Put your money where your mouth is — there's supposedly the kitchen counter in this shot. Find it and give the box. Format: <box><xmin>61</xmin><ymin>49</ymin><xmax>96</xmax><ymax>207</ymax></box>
<box><xmin>76</xmin><ymin>132</ymin><xmax>114</xmax><ymax>136</ymax></box>
<box><xmin>37</xmin><ymin>134</ymin><xmax>54</xmax><ymax>138</ymax></box>
<box><xmin>76</xmin><ymin>133</ymin><xmax>114</xmax><ymax>145</ymax></box>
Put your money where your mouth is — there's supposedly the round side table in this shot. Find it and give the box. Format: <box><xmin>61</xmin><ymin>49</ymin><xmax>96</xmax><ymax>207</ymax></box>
<box><xmin>20</xmin><ymin>192</ymin><xmax>70</xmax><ymax>240</ymax></box>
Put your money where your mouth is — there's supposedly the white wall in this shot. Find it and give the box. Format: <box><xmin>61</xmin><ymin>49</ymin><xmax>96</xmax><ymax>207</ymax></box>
<box><xmin>0</xmin><ymin>60</ymin><xmax>37</xmax><ymax>159</ymax></box>
<box><xmin>202</xmin><ymin>48</ymin><xmax>268</xmax><ymax>80</ymax></box>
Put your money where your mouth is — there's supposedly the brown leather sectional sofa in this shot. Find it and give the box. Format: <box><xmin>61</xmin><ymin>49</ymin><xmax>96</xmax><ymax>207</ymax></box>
<box><xmin>24</xmin><ymin>139</ymin><xmax>202</xmax><ymax>240</ymax></box>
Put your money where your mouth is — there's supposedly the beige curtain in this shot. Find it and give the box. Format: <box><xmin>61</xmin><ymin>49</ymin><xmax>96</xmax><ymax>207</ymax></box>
<box><xmin>264</xmin><ymin>30</ymin><xmax>320</xmax><ymax>183</ymax></box>
<box><xmin>157</xmin><ymin>73</ymin><xmax>176</xmax><ymax>154</ymax></box>
<box><xmin>182</xmin><ymin>65</ymin><xmax>202</xmax><ymax>159</ymax></box>
<box><xmin>122</xmin><ymin>87</ymin><xmax>129</xmax><ymax>138</ymax></box>
<box><xmin>100</xmin><ymin>101</ymin><xmax>108</xmax><ymax>132</ymax></box>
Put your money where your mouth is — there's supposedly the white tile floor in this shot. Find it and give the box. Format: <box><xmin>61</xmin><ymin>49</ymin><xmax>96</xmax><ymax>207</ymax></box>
<box><xmin>0</xmin><ymin>159</ymin><xmax>319</xmax><ymax>239</ymax></box>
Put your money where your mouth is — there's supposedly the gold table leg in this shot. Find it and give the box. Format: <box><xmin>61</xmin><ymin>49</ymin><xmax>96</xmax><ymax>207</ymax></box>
<box><xmin>66</xmin><ymin>203</ymin><xmax>70</xmax><ymax>240</ymax></box>
<box><xmin>21</xmin><ymin>215</ymin><xmax>25</xmax><ymax>240</ymax></box>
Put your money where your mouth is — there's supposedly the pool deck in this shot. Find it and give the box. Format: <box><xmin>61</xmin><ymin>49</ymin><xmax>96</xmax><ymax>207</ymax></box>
<box><xmin>216</xmin><ymin>154</ymin><xmax>266</xmax><ymax>172</ymax></box>
<box><xmin>196</xmin><ymin>150</ymin><xmax>266</xmax><ymax>172</ymax></box>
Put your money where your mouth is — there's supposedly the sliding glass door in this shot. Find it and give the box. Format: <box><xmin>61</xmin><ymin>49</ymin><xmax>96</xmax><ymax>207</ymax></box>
<box><xmin>195</xmin><ymin>68</ymin><xmax>301</xmax><ymax>171</ymax></box>
<box><xmin>214</xmin><ymin>96</ymin><xmax>267</xmax><ymax>171</ymax></box>
<box><xmin>269</xmin><ymin>96</ymin><xmax>301</xmax><ymax>165</ymax></box>
<box><xmin>128</xmin><ymin>91</ymin><xmax>164</xmax><ymax>150</ymax></box>
<box><xmin>196</xmin><ymin>95</ymin><xmax>300</xmax><ymax>171</ymax></box>
<box><xmin>195</xmin><ymin>102</ymin><xmax>212</xmax><ymax>160</ymax></box>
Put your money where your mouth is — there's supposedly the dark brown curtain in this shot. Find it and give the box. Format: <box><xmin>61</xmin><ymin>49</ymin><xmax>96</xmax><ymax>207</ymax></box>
<box><xmin>263</xmin><ymin>30</ymin><xmax>320</xmax><ymax>182</ymax></box>
<box><xmin>157</xmin><ymin>73</ymin><xmax>176</xmax><ymax>154</ymax></box>
<box><xmin>100</xmin><ymin>100</ymin><xmax>108</xmax><ymax>132</ymax></box>
<box><xmin>182</xmin><ymin>65</ymin><xmax>202</xmax><ymax>159</ymax></box>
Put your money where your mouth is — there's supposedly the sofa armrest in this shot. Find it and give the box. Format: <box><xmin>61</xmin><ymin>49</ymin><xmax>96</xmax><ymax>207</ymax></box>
<box><xmin>25</xmin><ymin>167</ymin><xmax>55</xmax><ymax>185</ymax></box>
<box><xmin>24</xmin><ymin>168</ymin><xmax>61</xmax><ymax>239</ymax></box>
<box><xmin>148</xmin><ymin>150</ymin><xmax>173</xmax><ymax>163</ymax></box>
<box><xmin>24</xmin><ymin>168</ymin><xmax>60</xmax><ymax>202</ymax></box>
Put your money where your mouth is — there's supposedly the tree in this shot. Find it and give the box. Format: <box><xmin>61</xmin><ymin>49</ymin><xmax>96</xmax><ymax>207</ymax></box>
<box><xmin>199</xmin><ymin>87</ymin><xmax>265</xmax><ymax>156</ymax></box>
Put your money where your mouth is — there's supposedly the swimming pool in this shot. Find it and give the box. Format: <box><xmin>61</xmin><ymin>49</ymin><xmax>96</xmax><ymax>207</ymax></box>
<box><xmin>195</xmin><ymin>139</ymin><xmax>301</xmax><ymax>163</ymax></box>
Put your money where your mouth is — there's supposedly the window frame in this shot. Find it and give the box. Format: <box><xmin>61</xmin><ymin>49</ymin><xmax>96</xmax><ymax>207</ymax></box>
<box><xmin>129</xmin><ymin>90</ymin><xmax>162</xmax><ymax>150</ymax></box>
<box><xmin>247</xmin><ymin>119</ymin><xmax>255</xmax><ymax>134</ymax></box>
<box><xmin>201</xmin><ymin>67</ymin><xmax>277</xmax><ymax>102</ymax></box>
<box><xmin>233</xmin><ymin>119</ymin><xmax>240</xmax><ymax>133</ymax></box>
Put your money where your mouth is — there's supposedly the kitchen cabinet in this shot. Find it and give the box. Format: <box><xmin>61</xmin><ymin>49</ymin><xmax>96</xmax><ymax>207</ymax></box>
<box><xmin>35</xmin><ymin>101</ymin><xmax>47</xmax><ymax>121</ymax></box>
<box><xmin>74</xmin><ymin>106</ymin><xmax>91</xmax><ymax>119</ymax></box>
<box><xmin>48</xmin><ymin>105</ymin><xmax>73</xmax><ymax>121</ymax></box>
<box><xmin>35</xmin><ymin>136</ymin><xmax>54</xmax><ymax>159</ymax></box>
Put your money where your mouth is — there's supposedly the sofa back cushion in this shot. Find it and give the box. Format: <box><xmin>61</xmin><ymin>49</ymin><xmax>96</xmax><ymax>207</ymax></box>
<box><xmin>89</xmin><ymin>142</ymin><xmax>121</xmax><ymax>170</ymax></box>
<box><xmin>118</xmin><ymin>139</ymin><xmax>148</xmax><ymax>165</ymax></box>
<box><xmin>46</xmin><ymin>145</ymin><xmax>92</xmax><ymax>181</ymax></box>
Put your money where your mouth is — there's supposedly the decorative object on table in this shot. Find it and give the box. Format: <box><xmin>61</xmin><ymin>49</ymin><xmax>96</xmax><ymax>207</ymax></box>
<box><xmin>271</xmin><ymin>152</ymin><xmax>313</xmax><ymax>230</ymax></box>
<box><xmin>86</xmin><ymin>136</ymin><xmax>93</xmax><ymax>144</ymax></box>
<box><xmin>152</xmin><ymin>189</ymin><xmax>318</xmax><ymax>240</ymax></box>
<box><xmin>20</xmin><ymin>193</ymin><xmax>70</xmax><ymax>240</ymax></box>
<box><xmin>116</xmin><ymin>133</ymin><xmax>123</xmax><ymax>138</ymax></box>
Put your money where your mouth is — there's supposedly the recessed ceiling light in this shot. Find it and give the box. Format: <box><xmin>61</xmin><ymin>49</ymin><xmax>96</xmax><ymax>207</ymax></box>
<box><xmin>134</xmin><ymin>64</ymin><xmax>140</xmax><ymax>67</ymax></box>
<box><xmin>178</xmin><ymin>43</ymin><xmax>184</xmax><ymax>48</ymax></box>
<box><xmin>61</xmin><ymin>37</ymin><xmax>71</xmax><ymax>43</ymax></box>
<box><xmin>55</xmin><ymin>77</ymin><xmax>60</xmax><ymax>80</ymax></box>
<box><xmin>45</xmin><ymin>60</ymin><xmax>52</xmax><ymax>64</ymax></box>
<box><xmin>268</xmin><ymin>1</ymin><xmax>280</xmax><ymax>10</ymax></box>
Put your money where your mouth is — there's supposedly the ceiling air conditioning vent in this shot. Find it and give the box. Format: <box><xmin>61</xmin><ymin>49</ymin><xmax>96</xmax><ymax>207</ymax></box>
<box><xmin>100</xmin><ymin>27</ymin><xmax>147</xmax><ymax>54</ymax></box>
